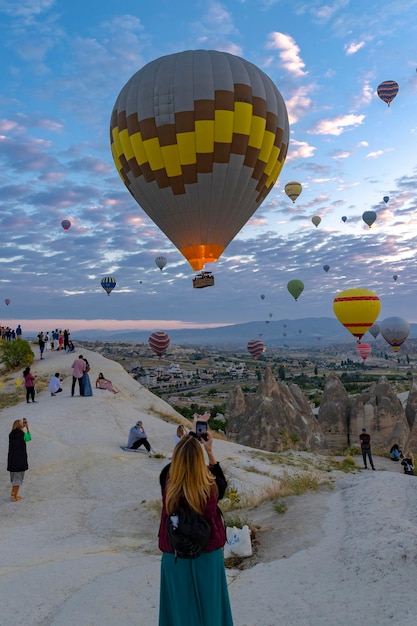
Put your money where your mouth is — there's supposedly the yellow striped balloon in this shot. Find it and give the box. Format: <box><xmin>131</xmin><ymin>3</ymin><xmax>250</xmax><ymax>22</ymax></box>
<box><xmin>110</xmin><ymin>50</ymin><xmax>290</xmax><ymax>271</ymax></box>
<box><xmin>333</xmin><ymin>288</ymin><xmax>381</xmax><ymax>341</ymax></box>
<box><xmin>284</xmin><ymin>181</ymin><xmax>302</xmax><ymax>203</ymax></box>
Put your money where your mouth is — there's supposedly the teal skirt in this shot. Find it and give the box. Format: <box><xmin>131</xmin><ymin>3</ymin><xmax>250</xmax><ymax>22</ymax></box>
<box><xmin>159</xmin><ymin>549</ymin><xmax>234</xmax><ymax>626</ymax></box>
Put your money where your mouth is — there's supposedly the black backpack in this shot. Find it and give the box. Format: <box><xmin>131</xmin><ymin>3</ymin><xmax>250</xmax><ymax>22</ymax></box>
<box><xmin>166</xmin><ymin>504</ymin><xmax>211</xmax><ymax>559</ymax></box>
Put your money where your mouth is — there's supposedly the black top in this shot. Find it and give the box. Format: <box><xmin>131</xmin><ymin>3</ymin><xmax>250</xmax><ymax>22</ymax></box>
<box><xmin>7</xmin><ymin>429</ymin><xmax>28</xmax><ymax>472</ymax></box>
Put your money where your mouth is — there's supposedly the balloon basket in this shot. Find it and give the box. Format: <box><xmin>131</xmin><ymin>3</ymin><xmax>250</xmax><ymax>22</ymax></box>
<box><xmin>192</xmin><ymin>271</ymin><xmax>214</xmax><ymax>289</ymax></box>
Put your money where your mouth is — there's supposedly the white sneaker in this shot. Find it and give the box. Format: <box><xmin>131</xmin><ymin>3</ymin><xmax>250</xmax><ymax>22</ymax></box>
<box><xmin>148</xmin><ymin>449</ymin><xmax>156</xmax><ymax>456</ymax></box>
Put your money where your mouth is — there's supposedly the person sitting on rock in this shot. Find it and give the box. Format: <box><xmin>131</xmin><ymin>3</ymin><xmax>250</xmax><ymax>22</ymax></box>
<box><xmin>389</xmin><ymin>444</ymin><xmax>402</xmax><ymax>462</ymax></box>
<box><xmin>49</xmin><ymin>373</ymin><xmax>63</xmax><ymax>396</ymax></box>
<box><xmin>123</xmin><ymin>420</ymin><xmax>155</xmax><ymax>455</ymax></box>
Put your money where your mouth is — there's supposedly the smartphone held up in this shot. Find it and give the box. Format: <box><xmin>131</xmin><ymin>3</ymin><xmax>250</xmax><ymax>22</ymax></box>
<box><xmin>195</xmin><ymin>421</ymin><xmax>208</xmax><ymax>441</ymax></box>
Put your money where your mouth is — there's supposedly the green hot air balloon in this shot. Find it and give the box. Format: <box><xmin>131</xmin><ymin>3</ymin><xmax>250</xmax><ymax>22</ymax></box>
<box><xmin>110</xmin><ymin>50</ymin><xmax>290</xmax><ymax>272</ymax></box>
<box><xmin>287</xmin><ymin>279</ymin><xmax>304</xmax><ymax>301</ymax></box>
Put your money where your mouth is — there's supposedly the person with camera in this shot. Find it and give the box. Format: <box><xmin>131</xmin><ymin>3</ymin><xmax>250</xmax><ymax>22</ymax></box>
<box><xmin>7</xmin><ymin>418</ymin><xmax>31</xmax><ymax>501</ymax></box>
<box><xmin>157</xmin><ymin>420</ymin><xmax>234</xmax><ymax>626</ymax></box>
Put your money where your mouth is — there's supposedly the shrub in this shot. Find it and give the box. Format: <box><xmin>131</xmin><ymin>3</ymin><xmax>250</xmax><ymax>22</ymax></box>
<box><xmin>0</xmin><ymin>339</ymin><xmax>34</xmax><ymax>370</ymax></box>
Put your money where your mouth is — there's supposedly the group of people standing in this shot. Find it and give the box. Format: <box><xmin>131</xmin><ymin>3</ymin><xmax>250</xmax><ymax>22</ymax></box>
<box><xmin>37</xmin><ymin>329</ymin><xmax>74</xmax><ymax>359</ymax></box>
<box><xmin>0</xmin><ymin>324</ymin><xmax>22</xmax><ymax>341</ymax></box>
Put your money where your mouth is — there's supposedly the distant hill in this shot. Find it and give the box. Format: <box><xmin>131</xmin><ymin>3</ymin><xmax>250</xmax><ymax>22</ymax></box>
<box><xmin>43</xmin><ymin>317</ymin><xmax>417</xmax><ymax>347</ymax></box>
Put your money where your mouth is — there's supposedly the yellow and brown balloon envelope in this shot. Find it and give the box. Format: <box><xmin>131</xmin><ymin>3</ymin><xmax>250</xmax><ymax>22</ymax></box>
<box><xmin>110</xmin><ymin>50</ymin><xmax>290</xmax><ymax>271</ymax></box>
<box><xmin>284</xmin><ymin>181</ymin><xmax>302</xmax><ymax>203</ymax></box>
<box><xmin>333</xmin><ymin>288</ymin><xmax>381</xmax><ymax>341</ymax></box>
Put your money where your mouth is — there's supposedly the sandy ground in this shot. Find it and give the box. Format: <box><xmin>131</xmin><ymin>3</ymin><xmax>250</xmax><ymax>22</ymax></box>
<box><xmin>1</xmin><ymin>347</ymin><xmax>417</xmax><ymax>626</ymax></box>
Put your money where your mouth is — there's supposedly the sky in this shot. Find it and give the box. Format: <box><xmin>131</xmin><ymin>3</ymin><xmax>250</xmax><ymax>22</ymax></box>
<box><xmin>1</xmin><ymin>0</ymin><xmax>417</xmax><ymax>334</ymax></box>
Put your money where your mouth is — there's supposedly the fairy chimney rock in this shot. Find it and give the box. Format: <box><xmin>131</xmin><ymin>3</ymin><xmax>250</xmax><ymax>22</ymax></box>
<box><xmin>318</xmin><ymin>372</ymin><xmax>350</xmax><ymax>449</ymax></box>
<box><xmin>350</xmin><ymin>376</ymin><xmax>410</xmax><ymax>450</ymax></box>
<box><xmin>226</xmin><ymin>366</ymin><xmax>324</xmax><ymax>452</ymax></box>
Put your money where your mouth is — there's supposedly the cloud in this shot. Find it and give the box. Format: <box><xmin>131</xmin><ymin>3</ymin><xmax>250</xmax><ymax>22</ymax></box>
<box><xmin>365</xmin><ymin>148</ymin><xmax>394</xmax><ymax>159</ymax></box>
<box><xmin>344</xmin><ymin>41</ymin><xmax>365</xmax><ymax>55</ymax></box>
<box><xmin>286</xmin><ymin>140</ymin><xmax>316</xmax><ymax>161</ymax></box>
<box><xmin>308</xmin><ymin>114</ymin><xmax>365</xmax><ymax>136</ymax></box>
<box><xmin>285</xmin><ymin>87</ymin><xmax>314</xmax><ymax>125</ymax></box>
<box><xmin>266</xmin><ymin>32</ymin><xmax>307</xmax><ymax>77</ymax></box>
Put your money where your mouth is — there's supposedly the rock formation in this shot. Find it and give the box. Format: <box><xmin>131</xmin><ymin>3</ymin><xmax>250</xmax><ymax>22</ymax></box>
<box><xmin>226</xmin><ymin>369</ymin><xmax>416</xmax><ymax>454</ymax></box>
<box><xmin>405</xmin><ymin>378</ymin><xmax>417</xmax><ymax>430</ymax></box>
<box><xmin>226</xmin><ymin>366</ymin><xmax>324</xmax><ymax>452</ymax></box>
<box><xmin>318</xmin><ymin>373</ymin><xmax>350</xmax><ymax>448</ymax></box>
<box><xmin>349</xmin><ymin>376</ymin><xmax>410</xmax><ymax>450</ymax></box>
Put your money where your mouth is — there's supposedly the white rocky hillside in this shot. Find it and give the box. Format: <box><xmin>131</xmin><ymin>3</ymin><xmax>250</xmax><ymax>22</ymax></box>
<box><xmin>1</xmin><ymin>348</ymin><xmax>416</xmax><ymax>626</ymax></box>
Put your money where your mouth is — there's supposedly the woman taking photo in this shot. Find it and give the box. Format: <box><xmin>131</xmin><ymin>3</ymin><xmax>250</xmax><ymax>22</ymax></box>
<box><xmin>7</xmin><ymin>418</ymin><xmax>31</xmax><ymax>501</ymax></box>
<box><xmin>158</xmin><ymin>429</ymin><xmax>233</xmax><ymax>626</ymax></box>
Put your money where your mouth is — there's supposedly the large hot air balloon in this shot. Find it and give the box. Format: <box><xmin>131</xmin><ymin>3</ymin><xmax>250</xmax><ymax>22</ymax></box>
<box><xmin>333</xmin><ymin>288</ymin><xmax>381</xmax><ymax>341</ymax></box>
<box><xmin>247</xmin><ymin>339</ymin><xmax>265</xmax><ymax>360</ymax></box>
<box><xmin>4</xmin><ymin>298</ymin><xmax>10</xmax><ymax>306</ymax></box>
<box><xmin>287</xmin><ymin>279</ymin><xmax>304</xmax><ymax>301</ymax></box>
<box><xmin>149</xmin><ymin>331</ymin><xmax>170</xmax><ymax>357</ymax></box>
<box><xmin>377</xmin><ymin>80</ymin><xmax>399</xmax><ymax>107</ymax></box>
<box><xmin>61</xmin><ymin>219</ymin><xmax>71</xmax><ymax>231</ymax></box>
<box><xmin>357</xmin><ymin>343</ymin><xmax>372</xmax><ymax>361</ymax></box>
<box><xmin>362</xmin><ymin>210</ymin><xmax>377</xmax><ymax>228</ymax></box>
<box><xmin>380</xmin><ymin>317</ymin><xmax>410</xmax><ymax>352</ymax></box>
<box><xmin>110</xmin><ymin>50</ymin><xmax>290</xmax><ymax>272</ymax></box>
<box><xmin>311</xmin><ymin>216</ymin><xmax>321</xmax><ymax>228</ymax></box>
<box><xmin>368</xmin><ymin>323</ymin><xmax>380</xmax><ymax>339</ymax></box>
<box><xmin>323</xmin><ymin>264</ymin><xmax>330</xmax><ymax>273</ymax></box>
<box><xmin>383</xmin><ymin>196</ymin><xmax>389</xmax><ymax>204</ymax></box>
<box><xmin>101</xmin><ymin>276</ymin><xmax>116</xmax><ymax>295</ymax></box>
<box><xmin>155</xmin><ymin>256</ymin><xmax>167</xmax><ymax>271</ymax></box>
<box><xmin>341</xmin><ymin>216</ymin><xmax>347</xmax><ymax>223</ymax></box>
<box><xmin>284</xmin><ymin>181</ymin><xmax>302</xmax><ymax>203</ymax></box>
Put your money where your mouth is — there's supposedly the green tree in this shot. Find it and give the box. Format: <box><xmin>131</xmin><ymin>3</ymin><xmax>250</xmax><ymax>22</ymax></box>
<box><xmin>278</xmin><ymin>365</ymin><xmax>286</xmax><ymax>381</ymax></box>
<box><xmin>0</xmin><ymin>339</ymin><xmax>34</xmax><ymax>370</ymax></box>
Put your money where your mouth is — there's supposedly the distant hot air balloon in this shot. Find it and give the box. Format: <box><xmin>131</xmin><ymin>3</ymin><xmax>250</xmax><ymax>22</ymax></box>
<box><xmin>383</xmin><ymin>196</ymin><xmax>389</xmax><ymax>204</ymax></box>
<box><xmin>149</xmin><ymin>331</ymin><xmax>170</xmax><ymax>357</ymax></box>
<box><xmin>287</xmin><ymin>279</ymin><xmax>304</xmax><ymax>301</ymax></box>
<box><xmin>333</xmin><ymin>288</ymin><xmax>381</xmax><ymax>341</ymax></box>
<box><xmin>357</xmin><ymin>343</ymin><xmax>372</xmax><ymax>361</ymax></box>
<box><xmin>61</xmin><ymin>219</ymin><xmax>71</xmax><ymax>231</ymax></box>
<box><xmin>269</xmin><ymin>312</ymin><xmax>273</xmax><ymax>318</ymax></box>
<box><xmin>101</xmin><ymin>276</ymin><xmax>116</xmax><ymax>295</ymax></box>
<box><xmin>110</xmin><ymin>50</ymin><xmax>290</xmax><ymax>272</ymax></box>
<box><xmin>380</xmin><ymin>317</ymin><xmax>410</xmax><ymax>352</ymax></box>
<box><xmin>392</xmin><ymin>274</ymin><xmax>398</xmax><ymax>282</ymax></box>
<box><xmin>311</xmin><ymin>216</ymin><xmax>321</xmax><ymax>228</ymax></box>
<box><xmin>282</xmin><ymin>332</ymin><xmax>287</xmax><ymax>337</ymax></box>
<box><xmin>298</xmin><ymin>329</ymin><xmax>302</xmax><ymax>334</ymax></box>
<box><xmin>284</xmin><ymin>181</ymin><xmax>302</xmax><ymax>203</ymax></box>
<box><xmin>155</xmin><ymin>256</ymin><xmax>167</xmax><ymax>271</ymax></box>
<box><xmin>323</xmin><ymin>264</ymin><xmax>330</xmax><ymax>273</ymax></box>
<box><xmin>247</xmin><ymin>339</ymin><xmax>265</xmax><ymax>360</ymax></box>
<box><xmin>341</xmin><ymin>216</ymin><xmax>347</xmax><ymax>223</ymax></box>
<box><xmin>4</xmin><ymin>299</ymin><xmax>10</xmax><ymax>306</ymax></box>
<box><xmin>377</xmin><ymin>80</ymin><xmax>399</xmax><ymax>107</ymax></box>
<box><xmin>362</xmin><ymin>211</ymin><xmax>377</xmax><ymax>228</ymax></box>
<box><xmin>283</xmin><ymin>324</ymin><xmax>287</xmax><ymax>328</ymax></box>
<box><xmin>260</xmin><ymin>294</ymin><xmax>265</xmax><ymax>300</ymax></box>
<box><xmin>368</xmin><ymin>323</ymin><xmax>380</xmax><ymax>339</ymax></box>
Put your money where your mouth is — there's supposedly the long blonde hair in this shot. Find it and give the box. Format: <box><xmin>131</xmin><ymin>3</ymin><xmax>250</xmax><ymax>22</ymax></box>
<box><xmin>165</xmin><ymin>434</ymin><xmax>217</xmax><ymax>515</ymax></box>
<box><xmin>12</xmin><ymin>419</ymin><xmax>23</xmax><ymax>430</ymax></box>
